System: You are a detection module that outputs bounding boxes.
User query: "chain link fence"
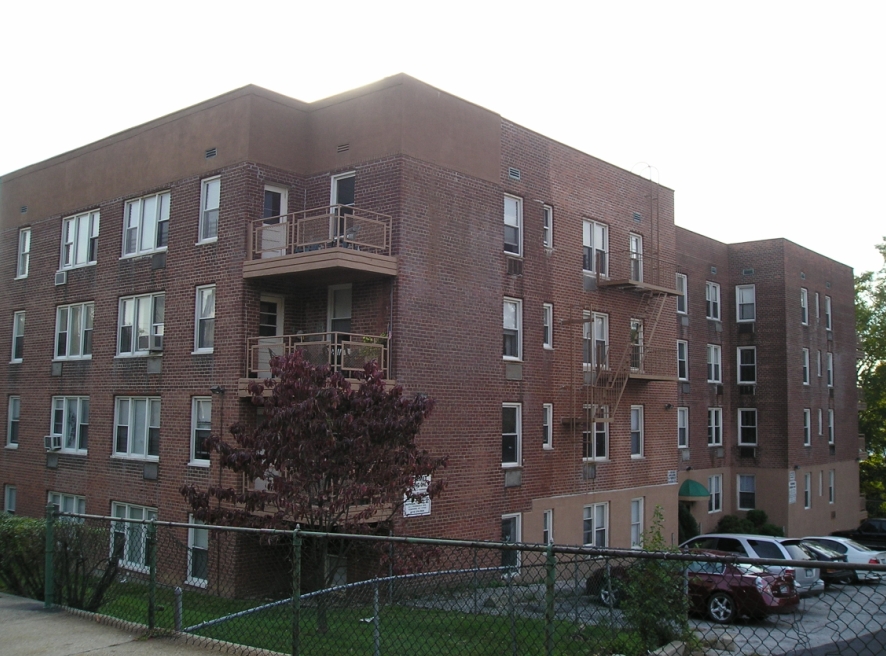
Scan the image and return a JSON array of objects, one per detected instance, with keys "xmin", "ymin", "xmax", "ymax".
[{"xmin": 36, "ymin": 510, "xmax": 886, "ymax": 656}]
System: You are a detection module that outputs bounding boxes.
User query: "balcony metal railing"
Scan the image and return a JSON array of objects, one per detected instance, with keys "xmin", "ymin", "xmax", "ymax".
[
  {"xmin": 584, "ymin": 248, "xmax": 679, "ymax": 291},
  {"xmin": 247, "ymin": 205, "xmax": 392, "ymax": 260},
  {"xmin": 245, "ymin": 331, "xmax": 388, "ymax": 379}
]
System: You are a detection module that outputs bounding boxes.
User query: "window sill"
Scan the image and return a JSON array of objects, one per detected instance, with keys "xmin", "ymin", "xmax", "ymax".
[
  {"xmin": 708, "ymin": 443, "xmax": 723, "ymax": 448},
  {"xmin": 13, "ymin": 275, "xmax": 28, "ymax": 281},
  {"xmin": 185, "ymin": 577, "xmax": 208, "ymax": 589},
  {"xmin": 542, "ymin": 445, "xmax": 553, "ymax": 451},
  {"xmin": 59, "ymin": 450, "xmax": 88, "ymax": 456},
  {"xmin": 543, "ymin": 345, "xmax": 553, "ymax": 351},
  {"xmin": 192, "ymin": 349, "xmax": 214, "ymax": 356},
  {"xmin": 111, "ymin": 454, "xmax": 159, "ymax": 463},
  {"xmin": 581, "ymin": 458, "xmax": 608, "ymax": 463},
  {"xmin": 115, "ymin": 353, "xmax": 152, "ymax": 359},
  {"xmin": 188, "ymin": 461, "xmax": 210, "ymax": 468},
  {"xmin": 61, "ymin": 262, "xmax": 97, "ymax": 272},
  {"xmin": 631, "ymin": 455, "xmax": 644, "ymax": 460},
  {"xmin": 5, "ymin": 444, "xmax": 18, "ymax": 450},
  {"xmin": 53, "ymin": 356, "xmax": 92, "ymax": 362},
  {"xmin": 502, "ymin": 357, "xmax": 522, "ymax": 363},
  {"xmin": 9, "ymin": 359, "xmax": 22, "ymax": 365},
  {"xmin": 501, "ymin": 463, "xmax": 522, "ymax": 469},
  {"xmin": 196, "ymin": 238, "xmax": 218, "ymax": 246},
  {"xmin": 119, "ymin": 249, "xmax": 167, "ymax": 261}
]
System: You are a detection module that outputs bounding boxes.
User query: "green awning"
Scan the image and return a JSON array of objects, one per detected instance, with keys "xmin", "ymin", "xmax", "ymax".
[{"xmin": 679, "ymin": 479, "xmax": 710, "ymax": 499}]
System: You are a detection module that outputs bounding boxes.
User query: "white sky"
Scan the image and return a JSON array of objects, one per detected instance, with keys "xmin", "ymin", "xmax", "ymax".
[{"xmin": 2, "ymin": 1, "xmax": 883, "ymax": 275}]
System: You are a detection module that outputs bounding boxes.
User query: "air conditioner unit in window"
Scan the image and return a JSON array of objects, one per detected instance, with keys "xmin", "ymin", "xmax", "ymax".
[
  {"xmin": 54, "ymin": 271, "xmax": 67, "ymax": 286},
  {"xmin": 44, "ymin": 434, "xmax": 62, "ymax": 451},
  {"xmin": 738, "ymin": 446, "xmax": 756, "ymax": 459},
  {"xmin": 148, "ymin": 336, "xmax": 164, "ymax": 353}
]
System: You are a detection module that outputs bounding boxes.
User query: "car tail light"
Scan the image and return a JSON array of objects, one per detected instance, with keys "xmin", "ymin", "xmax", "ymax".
[
  {"xmin": 783, "ymin": 568, "xmax": 795, "ymax": 581},
  {"xmin": 869, "ymin": 558, "xmax": 879, "ymax": 565}
]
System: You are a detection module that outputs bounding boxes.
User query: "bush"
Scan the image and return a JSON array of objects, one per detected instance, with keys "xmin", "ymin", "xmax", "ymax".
[
  {"xmin": 678, "ymin": 502, "xmax": 700, "ymax": 544},
  {"xmin": 714, "ymin": 510, "xmax": 783, "ymax": 537}
]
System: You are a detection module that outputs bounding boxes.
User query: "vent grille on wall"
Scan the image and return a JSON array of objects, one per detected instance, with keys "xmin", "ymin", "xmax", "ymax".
[
  {"xmin": 800, "ymin": 272, "xmax": 806, "ymax": 279},
  {"xmin": 743, "ymin": 268, "xmax": 755, "ymax": 276},
  {"xmin": 710, "ymin": 266, "xmax": 717, "ymax": 275},
  {"xmin": 20, "ymin": 206, "xmax": 27, "ymax": 214},
  {"xmin": 337, "ymin": 143, "xmax": 350, "ymax": 153},
  {"xmin": 205, "ymin": 147, "xmax": 217, "ymax": 159},
  {"xmin": 632, "ymin": 212, "xmax": 642, "ymax": 223},
  {"xmin": 54, "ymin": 271, "xmax": 67, "ymax": 286},
  {"xmin": 507, "ymin": 167, "xmax": 521, "ymax": 180}
]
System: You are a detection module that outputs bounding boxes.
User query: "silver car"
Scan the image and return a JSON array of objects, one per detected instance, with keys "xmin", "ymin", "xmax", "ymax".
[{"xmin": 803, "ymin": 536, "xmax": 886, "ymax": 582}]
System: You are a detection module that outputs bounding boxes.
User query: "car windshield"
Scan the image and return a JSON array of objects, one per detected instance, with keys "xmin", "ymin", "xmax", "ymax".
[
  {"xmin": 844, "ymin": 539, "xmax": 875, "ymax": 552},
  {"xmin": 784, "ymin": 545, "xmax": 810, "ymax": 560}
]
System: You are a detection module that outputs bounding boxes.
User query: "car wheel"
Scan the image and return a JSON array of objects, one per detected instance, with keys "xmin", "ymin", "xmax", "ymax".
[
  {"xmin": 600, "ymin": 586, "xmax": 620, "ymax": 608},
  {"xmin": 707, "ymin": 592, "xmax": 736, "ymax": 624}
]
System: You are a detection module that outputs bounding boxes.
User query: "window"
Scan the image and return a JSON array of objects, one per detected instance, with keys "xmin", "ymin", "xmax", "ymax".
[
  {"xmin": 677, "ymin": 407, "xmax": 689, "ymax": 448},
  {"xmin": 191, "ymin": 398, "xmax": 212, "ymax": 465},
  {"xmin": 829, "ymin": 470, "xmax": 835, "ymax": 504},
  {"xmin": 501, "ymin": 514, "xmax": 521, "ymax": 571},
  {"xmin": 195, "ymin": 285, "xmax": 216, "ymax": 353},
  {"xmin": 629, "ymin": 233, "xmax": 643, "ymax": 281},
  {"xmin": 818, "ymin": 409, "xmax": 823, "ymax": 436},
  {"xmin": 736, "ymin": 285, "xmax": 756, "ymax": 322},
  {"xmin": 824, "ymin": 296, "xmax": 832, "ymax": 330},
  {"xmin": 827, "ymin": 352, "xmax": 834, "ymax": 387},
  {"xmin": 111, "ymin": 502, "xmax": 158, "ymax": 571},
  {"xmin": 828, "ymin": 409, "xmax": 834, "ymax": 444},
  {"xmin": 630, "ymin": 498, "xmax": 644, "ymax": 548},
  {"xmin": 542, "ymin": 205, "xmax": 553, "ymax": 248},
  {"xmin": 738, "ymin": 475, "xmax": 756, "ymax": 510},
  {"xmin": 16, "ymin": 228, "xmax": 31, "ymax": 278},
  {"xmin": 502, "ymin": 404, "xmax": 521, "ymax": 466},
  {"xmin": 199, "ymin": 177, "xmax": 220, "ymax": 242},
  {"xmin": 115, "ymin": 397, "xmax": 160, "ymax": 459},
  {"xmin": 804, "ymin": 473, "xmax": 811, "ymax": 509},
  {"xmin": 542, "ymin": 509, "xmax": 553, "ymax": 545},
  {"xmin": 815, "ymin": 292, "xmax": 820, "ymax": 320},
  {"xmin": 675, "ymin": 273, "xmax": 687, "ymax": 314},
  {"xmin": 503, "ymin": 298, "xmax": 522, "ymax": 360},
  {"xmin": 582, "ymin": 220, "xmax": 608, "ymax": 275},
  {"xmin": 706, "ymin": 344, "xmax": 722, "ymax": 383},
  {"xmin": 583, "ymin": 406, "xmax": 608, "ymax": 460},
  {"xmin": 503, "ymin": 195, "xmax": 522, "ymax": 256},
  {"xmin": 817, "ymin": 350, "xmax": 822, "ymax": 377},
  {"xmin": 55, "ymin": 302, "xmax": 94, "ymax": 360},
  {"xmin": 583, "ymin": 312, "xmax": 608, "ymax": 370},
  {"xmin": 738, "ymin": 409, "xmax": 757, "ymax": 445},
  {"xmin": 705, "ymin": 282, "xmax": 720, "ymax": 320},
  {"xmin": 61, "ymin": 210, "xmax": 100, "ymax": 269},
  {"xmin": 630, "ymin": 406, "xmax": 644, "ymax": 457},
  {"xmin": 583, "ymin": 502, "xmax": 608, "ymax": 547},
  {"xmin": 123, "ymin": 191, "xmax": 170, "ymax": 256},
  {"xmin": 542, "ymin": 303, "xmax": 553, "ymax": 349},
  {"xmin": 802, "ymin": 349, "xmax": 810, "ymax": 384},
  {"xmin": 707, "ymin": 408, "xmax": 722, "ymax": 446},
  {"xmin": 737, "ymin": 347, "xmax": 756, "ymax": 384},
  {"xmin": 11, "ymin": 312, "xmax": 24, "ymax": 362},
  {"xmin": 118, "ymin": 293, "xmax": 165, "ymax": 355},
  {"xmin": 803, "ymin": 409, "xmax": 811, "ymax": 446},
  {"xmin": 708, "ymin": 475, "xmax": 722, "ymax": 513},
  {"xmin": 800, "ymin": 288, "xmax": 808, "ymax": 325},
  {"xmin": 51, "ymin": 397, "xmax": 89, "ymax": 453},
  {"xmin": 542, "ymin": 403, "xmax": 553, "ymax": 450},
  {"xmin": 48, "ymin": 492, "xmax": 85, "ymax": 516},
  {"xmin": 7, "ymin": 397, "xmax": 20, "ymax": 447},
  {"xmin": 4, "ymin": 485, "xmax": 15, "ymax": 514},
  {"xmin": 187, "ymin": 517, "xmax": 209, "ymax": 586},
  {"xmin": 677, "ymin": 340, "xmax": 688, "ymax": 380},
  {"xmin": 819, "ymin": 470, "xmax": 823, "ymax": 497}
]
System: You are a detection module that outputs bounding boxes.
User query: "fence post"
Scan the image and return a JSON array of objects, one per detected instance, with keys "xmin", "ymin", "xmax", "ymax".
[
  {"xmin": 147, "ymin": 521, "xmax": 157, "ymax": 630},
  {"xmin": 44, "ymin": 503, "xmax": 55, "ymax": 609},
  {"xmin": 545, "ymin": 543, "xmax": 556, "ymax": 656},
  {"xmin": 292, "ymin": 528, "xmax": 302, "ymax": 656},
  {"xmin": 508, "ymin": 555, "xmax": 517, "ymax": 656},
  {"xmin": 373, "ymin": 578, "xmax": 380, "ymax": 656},
  {"xmin": 174, "ymin": 587, "xmax": 183, "ymax": 632}
]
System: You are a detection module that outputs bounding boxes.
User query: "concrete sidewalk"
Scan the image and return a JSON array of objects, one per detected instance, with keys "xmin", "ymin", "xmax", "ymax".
[{"xmin": 0, "ymin": 593, "xmax": 220, "ymax": 655}]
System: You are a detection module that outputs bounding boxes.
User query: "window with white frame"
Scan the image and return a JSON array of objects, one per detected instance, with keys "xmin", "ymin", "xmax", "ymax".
[
  {"xmin": 51, "ymin": 396, "xmax": 89, "ymax": 453},
  {"xmin": 199, "ymin": 177, "xmax": 220, "ymax": 243},
  {"xmin": 55, "ymin": 302, "xmax": 94, "ymax": 360},
  {"xmin": 111, "ymin": 502, "xmax": 158, "ymax": 571},
  {"xmin": 582, "ymin": 220, "xmax": 608, "ymax": 276},
  {"xmin": 676, "ymin": 273, "xmax": 687, "ymax": 314},
  {"xmin": 583, "ymin": 503, "xmax": 608, "ymax": 547},
  {"xmin": 802, "ymin": 348, "xmax": 810, "ymax": 384},
  {"xmin": 818, "ymin": 408, "xmax": 823, "ymax": 436},
  {"xmin": 503, "ymin": 298, "xmax": 522, "ymax": 360},
  {"xmin": 629, "ymin": 233, "xmax": 643, "ymax": 281},
  {"xmin": 738, "ymin": 475, "xmax": 756, "ymax": 510},
  {"xmin": 630, "ymin": 498, "xmax": 644, "ymax": 548},
  {"xmin": 583, "ymin": 312, "xmax": 608, "ymax": 370},
  {"xmin": 542, "ymin": 509, "xmax": 553, "ymax": 545},
  {"xmin": 48, "ymin": 492, "xmax": 85, "ymax": 516},
  {"xmin": 736, "ymin": 285, "xmax": 756, "ymax": 322},
  {"xmin": 707, "ymin": 344, "xmax": 722, "ymax": 383},
  {"xmin": 817, "ymin": 350, "xmax": 822, "ymax": 377},
  {"xmin": 705, "ymin": 282, "xmax": 720, "ymax": 320},
  {"xmin": 16, "ymin": 228, "xmax": 31, "ymax": 279},
  {"xmin": 542, "ymin": 303, "xmax": 553, "ymax": 349},
  {"xmin": 826, "ymin": 352, "xmax": 834, "ymax": 387},
  {"xmin": 800, "ymin": 288, "xmax": 808, "ymax": 325},
  {"xmin": 114, "ymin": 397, "xmax": 160, "ymax": 459},
  {"xmin": 737, "ymin": 347, "xmax": 756, "ymax": 384},
  {"xmin": 824, "ymin": 296, "xmax": 832, "ymax": 330},
  {"xmin": 677, "ymin": 407, "xmax": 689, "ymax": 448},
  {"xmin": 123, "ymin": 191, "xmax": 170, "ymax": 256},
  {"xmin": 501, "ymin": 513, "xmax": 521, "ymax": 570},
  {"xmin": 708, "ymin": 475, "xmax": 722, "ymax": 513},
  {"xmin": 542, "ymin": 204, "xmax": 553, "ymax": 248},
  {"xmin": 11, "ymin": 311, "xmax": 24, "ymax": 362},
  {"xmin": 7, "ymin": 396, "xmax": 20, "ymax": 447},
  {"xmin": 195, "ymin": 285, "xmax": 216, "ymax": 353},
  {"xmin": 677, "ymin": 340, "xmax": 688, "ymax": 380},
  {"xmin": 828, "ymin": 409, "xmax": 834, "ymax": 444},
  {"xmin": 630, "ymin": 406, "xmax": 644, "ymax": 457},
  {"xmin": 829, "ymin": 470, "xmax": 835, "ymax": 504},
  {"xmin": 738, "ymin": 409, "xmax": 757, "ymax": 445},
  {"xmin": 4, "ymin": 485, "xmax": 15, "ymax": 514},
  {"xmin": 503, "ymin": 195, "xmax": 522, "ymax": 256},
  {"xmin": 542, "ymin": 403, "xmax": 553, "ymax": 450},
  {"xmin": 187, "ymin": 517, "xmax": 209, "ymax": 586},
  {"xmin": 803, "ymin": 409, "xmax": 811, "ymax": 446},
  {"xmin": 819, "ymin": 470, "xmax": 823, "ymax": 497},
  {"xmin": 804, "ymin": 473, "xmax": 811, "ymax": 509},
  {"xmin": 61, "ymin": 210, "xmax": 100, "ymax": 269},
  {"xmin": 583, "ymin": 406, "xmax": 608, "ymax": 460},
  {"xmin": 708, "ymin": 408, "xmax": 722, "ymax": 446},
  {"xmin": 191, "ymin": 397, "xmax": 212, "ymax": 464},
  {"xmin": 502, "ymin": 404, "xmax": 521, "ymax": 466},
  {"xmin": 815, "ymin": 292, "xmax": 820, "ymax": 320},
  {"xmin": 118, "ymin": 293, "xmax": 165, "ymax": 355}
]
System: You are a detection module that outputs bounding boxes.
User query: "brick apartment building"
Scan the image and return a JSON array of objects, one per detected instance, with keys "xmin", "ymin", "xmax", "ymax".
[{"xmin": 0, "ymin": 74, "xmax": 860, "ymax": 585}]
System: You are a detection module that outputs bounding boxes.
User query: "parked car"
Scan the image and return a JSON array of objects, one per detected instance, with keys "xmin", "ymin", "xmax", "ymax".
[
  {"xmin": 780, "ymin": 539, "xmax": 851, "ymax": 585},
  {"xmin": 830, "ymin": 519, "xmax": 886, "ymax": 550},
  {"xmin": 803, "ymin": 535, "xmax": 886, "ymax": 582},
  {"xmin": 586, "ymin": 550, "xmax": 799, "ymax": 624},
  {"xmin": 679, "ymin": 534, "xmax": 825, "ymax": 597}
]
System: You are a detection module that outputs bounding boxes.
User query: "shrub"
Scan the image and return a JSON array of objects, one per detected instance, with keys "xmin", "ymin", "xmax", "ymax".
[
  {"xmin": 678, "ymin": 502, "xmax": 700, "ymax": 543},
  {"xmin": 715, "ymin": 509, "xmax": 783, "ymax": 537}
]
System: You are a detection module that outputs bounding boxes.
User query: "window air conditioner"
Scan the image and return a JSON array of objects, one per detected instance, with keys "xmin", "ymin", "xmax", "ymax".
[
  {"xmin": 44, "ymin": 434, "xmax": 62, "ymax": 451},
  {"xmin": 55, "ymin": 271, "xmax": 67, "ymax": 286},
  {"xmin": 148, "ymin": 336, "xmax": 164, "ymax": 353}
]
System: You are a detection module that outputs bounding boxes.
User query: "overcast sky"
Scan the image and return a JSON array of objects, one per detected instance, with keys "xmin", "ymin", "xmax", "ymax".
[{"xmin": 2, "ymin": 1, "xmax": 883, "ymax": 275}]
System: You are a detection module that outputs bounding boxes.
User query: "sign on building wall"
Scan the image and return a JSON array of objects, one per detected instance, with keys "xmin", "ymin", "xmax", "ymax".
[
  {"xmin": 667, "ymin": 470, "xmax": 678, "ymax": 485},
  {"xmin": 403, "ymin": 475, "xmax": 431, "ymax": 517},
  {"xmin": 788, "ymin": 471, "xmax": 797, "ymax": 504}
]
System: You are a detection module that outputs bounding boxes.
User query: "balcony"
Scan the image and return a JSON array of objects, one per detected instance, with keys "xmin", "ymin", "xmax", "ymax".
[
  {"xmin": 239, "ymin": 331, "xmax": 388, "ymax": 397},
  {"xmin": 587, "ymin": 249, "xmax": 680, "ymax": 295},
  {"xmin": 243, "ymin": 205, "xmax": 397, "ymax": 281}
]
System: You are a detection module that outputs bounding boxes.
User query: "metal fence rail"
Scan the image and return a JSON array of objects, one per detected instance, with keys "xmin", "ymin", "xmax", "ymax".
[{"xmin": 40, "ymin": 511, "xmax": 886, "ymax": 656}]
